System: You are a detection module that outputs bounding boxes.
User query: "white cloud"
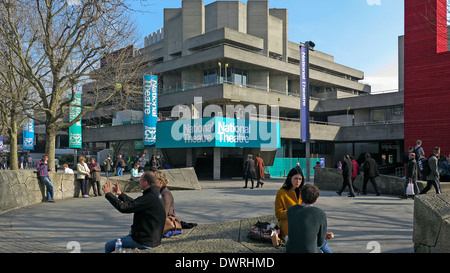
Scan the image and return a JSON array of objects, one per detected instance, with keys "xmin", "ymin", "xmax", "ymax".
[
  {"xmin": 363, "ymin": 60, "xmax": 399, "ymax": 93},
  {"xmin": 366, "ymin": 0, "xmax": 381, "ymax": 6}
]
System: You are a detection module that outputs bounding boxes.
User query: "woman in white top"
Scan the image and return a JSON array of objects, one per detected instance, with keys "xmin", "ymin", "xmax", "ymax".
[
  {"xmin": 130, "ymin": 163, "xmax": 141, "ymax": 182},
  {"xmin": 77, "ymin": 156, "xmax": 91, "ymax": 198}
]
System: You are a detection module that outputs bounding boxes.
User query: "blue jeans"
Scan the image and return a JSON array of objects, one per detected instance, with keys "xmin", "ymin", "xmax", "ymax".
[
  {"xmin": 116, "ymin": 167, "xmax": 123, "ymax": 176},
  {"xmin": 40, "ymin": 177, "xmax": 54, "ymax": 201},
  {"xmin": 320, "ymin": 241, "xmax": 332, "ymax": 253},
  {"xmin": 105, "ymin": 235, "xmax": 151, "ymax": 253}
]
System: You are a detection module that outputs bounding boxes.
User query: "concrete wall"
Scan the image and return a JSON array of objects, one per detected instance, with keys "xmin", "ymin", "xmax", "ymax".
[
  {"xmin": 414, "ymin": 194, "xmax": 450, "ymax": 253},
  {"xmin": 0, "ymin": 168, "xmax": 200, "ymax": 213},
  {"xmin": 313, "ymin": 167, "xmax": 450, "ymax": 196}
]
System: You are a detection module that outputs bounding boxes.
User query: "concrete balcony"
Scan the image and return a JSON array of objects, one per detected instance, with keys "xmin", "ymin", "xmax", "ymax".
[{"xmin": 279, "ymin": 119, "xmax": 404, "ymax": 142}]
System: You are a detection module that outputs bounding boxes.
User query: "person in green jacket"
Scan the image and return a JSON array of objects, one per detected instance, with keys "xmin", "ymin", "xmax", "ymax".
[{"xmin": 286, "ymin": 184, "xmax": 332, "ymax": 253}]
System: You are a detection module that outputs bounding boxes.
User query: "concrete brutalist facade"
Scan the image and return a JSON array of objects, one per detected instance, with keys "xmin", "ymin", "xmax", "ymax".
[{"xmin": 83, "ymin": 0, "xmax": 405, "ymax": 178}]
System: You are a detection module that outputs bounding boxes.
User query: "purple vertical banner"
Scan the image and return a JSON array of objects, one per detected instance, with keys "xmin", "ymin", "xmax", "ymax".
[{"xmin": 300, "ymin": 44, "xmax": 310, "ymax": 142}]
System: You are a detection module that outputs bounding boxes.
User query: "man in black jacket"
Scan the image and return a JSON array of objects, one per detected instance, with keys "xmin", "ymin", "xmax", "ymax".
[
  {"xmin": 362, "ymin": 153, "xmax": 381, "ymax": 196},
  {"xmin": 336, "ymin": 155, "xmax": 355, "ymax": 197},
  {"xmin": 103, "ymin": 171, "xmax": 166, "ymax": 253}
]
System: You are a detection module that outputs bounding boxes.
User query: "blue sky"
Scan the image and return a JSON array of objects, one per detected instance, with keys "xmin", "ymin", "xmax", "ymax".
[{"xmin": 130, "ymin": 0, "xmax": 404, "ymax": 93}]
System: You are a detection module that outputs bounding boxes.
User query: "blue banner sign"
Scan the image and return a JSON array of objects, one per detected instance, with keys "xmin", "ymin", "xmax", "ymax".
[
  {"xmin": 0, "ymin": 136, "xmax": 3, "ymax": 152},
  {"xmin": 23, "ymin": 118, "xmax": 35, "ymax": 150},
  {"xmin": 300, "ymin": 44, "xmax": 310, "ymax": 143},
  {"xmin": 156, "ymin": 117, "xmax": 280, "ymax": 149},
  {"xmin": 143, "ymin": 75, "xmax": 158, "ymax": 146}
]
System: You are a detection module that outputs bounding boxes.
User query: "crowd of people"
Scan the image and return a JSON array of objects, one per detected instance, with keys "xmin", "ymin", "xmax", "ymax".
[
  {"xmin": 402, "ymin": 140, "xmax": 444, "ymax": 197},
  {"xmin": 32, "ymin": 142, "xmax": 446, "ymax": 254}
]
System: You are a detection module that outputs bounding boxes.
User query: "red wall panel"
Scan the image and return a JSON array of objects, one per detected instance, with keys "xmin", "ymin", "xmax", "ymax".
[{"xmin": 404, "ymin": 0, "xmax": 450, "ymax": 156}]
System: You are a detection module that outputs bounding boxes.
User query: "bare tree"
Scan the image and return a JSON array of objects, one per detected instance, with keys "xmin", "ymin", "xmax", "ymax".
[
  {"xmin": 0, "ymin": 4, "xmax": 38, "ymax": 170},
  {"xmin": 0, "ymin": 0, "xmax": 144, "ymax": 168}
]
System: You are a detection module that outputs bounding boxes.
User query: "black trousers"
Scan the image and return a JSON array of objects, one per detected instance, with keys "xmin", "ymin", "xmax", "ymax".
[
  {"xmin": 79, "ymin": 178, "xmax": 89, "ymax": 196},
  {"xmin": 363, "ymin": 176, "xmax": 381, "ymax": 194},
  {"xmin": 338, "ymin": 176, "xmax": 355, "ymax": 196},
  {"xmin": 91, "ymin": 180, "xmax": 101, "ymax": 195},
  {"xmin": 420, "ymin": 179, "xmax": 441, "ymax": 194}
]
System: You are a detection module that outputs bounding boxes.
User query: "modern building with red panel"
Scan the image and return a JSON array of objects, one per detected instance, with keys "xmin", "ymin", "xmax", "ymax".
[{"xmin": 404, "ymin": 0, "xmax": 450, "ymax": 155}]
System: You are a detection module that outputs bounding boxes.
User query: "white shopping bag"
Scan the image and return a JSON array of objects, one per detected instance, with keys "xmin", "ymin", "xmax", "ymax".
[{"xmin": 406, "ymin": 179, "xmax": 415, "ymax": 196}]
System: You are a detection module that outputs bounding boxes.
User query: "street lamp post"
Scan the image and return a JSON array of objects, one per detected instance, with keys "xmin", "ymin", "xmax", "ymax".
[{"xmin": 300, "ymin": 41, "xmax": 315, "ymax": 182}]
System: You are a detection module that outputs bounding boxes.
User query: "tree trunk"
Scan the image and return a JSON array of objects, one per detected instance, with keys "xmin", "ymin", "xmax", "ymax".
[
  {"xmin": 9, "ymin": 122, "xmax": 18, "ymax": 171},
  {"xmin": 45, "ymin": 123, "xmax": 57, "ymax": 172}
]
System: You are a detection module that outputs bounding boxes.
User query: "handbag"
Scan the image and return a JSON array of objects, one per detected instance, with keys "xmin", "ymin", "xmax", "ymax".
[
  {"xmin": 247, "ymin": 221, "xmax": 280, "ymax": 244},
  {"xmin": 406, "ymin": 179, "xmax": 415, "ymax": 196},
  {"xmin": 163, "ymin": 216, "xmax": 182, "ymax": 238}
]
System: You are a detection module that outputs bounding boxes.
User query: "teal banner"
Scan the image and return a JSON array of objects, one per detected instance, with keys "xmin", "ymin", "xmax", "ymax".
[
  {"xmin": 23, "ymin": 118, "xmax": 34, "ymax": 150},
  {"xmin": 69, "ymin": 94, "xmax": 82, "ymax": 148},
  {"xmin": 143, "ymin": 75, "xmax": 158, "ymax": 146},
  {"xmin": 156, "ymin": 117, "xmax": 280, "ymax": 149}
]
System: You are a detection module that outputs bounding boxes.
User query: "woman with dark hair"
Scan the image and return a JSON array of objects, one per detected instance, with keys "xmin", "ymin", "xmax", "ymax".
[{"xmin": 274, "ymin": 166, "xmax": 304, "ymax": 240}]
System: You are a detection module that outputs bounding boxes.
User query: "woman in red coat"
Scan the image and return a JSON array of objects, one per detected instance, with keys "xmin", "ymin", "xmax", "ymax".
[{"xmin": 255, "ymin": 153, "xmax": 265, "ymax": 188}]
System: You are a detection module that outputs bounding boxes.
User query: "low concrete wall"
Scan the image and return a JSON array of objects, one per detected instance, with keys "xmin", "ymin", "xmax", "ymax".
[
  {"xmin": 0, "ymin": 168, "xmax": 200, "ymax": 213},
  {"xmin": 413, "ymin": 194, "xmax": 450, "ymax": 253},
  {"xmin": 314, "ymin": 167, "xmax": 450, "ymax": 196}
]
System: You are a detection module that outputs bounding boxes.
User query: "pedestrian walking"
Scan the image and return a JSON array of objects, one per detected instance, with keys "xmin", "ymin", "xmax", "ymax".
[
  {"xmin": 150, "ymin": 155, "xmax": 160, "ymax": 171},
  {"xmin": 103, "ymin": 154, "xmax": 114, "ymax": 177},
  {"xmin": 88, "ymin": 158, "xmax": 102, "ymax": 197},
  {"xmin": 77, "ymin": 156, "xmax": 91, "ymax": 198},
  {"xmin": 336, "ymin": 155, "xmax": 356, "ymax": 197},
  {"xmin": 255, "ymin": 153, "xmax": 265, "ymax": 188},
  {"xmin": 401, "ymin": 152, "xmax": 420, "ymax": 199},
  {"xmin": 350, "ymin": 156, "xmax": 361, "ymax": 194},
  {"xmin": 243, "ymin": 154, "xmax": 256, "ymax": 189},
  {"xmin": 36, "ymin": 154, "xmax": 55, "ymax": 202},
  {"xmin": 115, "ymin": 154, "xmax": 125, "ymax": 176},
  {"xmin": 420, "ymin": 147, "xmax": 442, "ymax": 195},
  {"xmin": 137, "ymin": 153, "xmax": 147, "ymax": 172},
  {"xmin": 27, "ymin": 155, "xmax": 33, "ymax": 169},
  {"xmin": 362, "ymin": 153, "xmax": 381, "ymax": 196}
]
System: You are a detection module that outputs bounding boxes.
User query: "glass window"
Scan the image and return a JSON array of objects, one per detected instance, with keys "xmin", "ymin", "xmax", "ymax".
[
  {"xmin": 373, "ymin": 109, "xmax": 386, "ymax": 122},
  {"xmin": 203, "ymin": 69, "xmax": 217, "ymax": 85}
]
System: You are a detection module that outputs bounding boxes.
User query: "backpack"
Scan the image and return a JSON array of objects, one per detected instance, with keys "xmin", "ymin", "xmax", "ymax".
[
  {"xmin": 420, "ymin": 156, "xmax": 431, "ymax": 177},
  {"xmin": 120, "ymin": 159, "xmax": 126, "ymax": 167}
]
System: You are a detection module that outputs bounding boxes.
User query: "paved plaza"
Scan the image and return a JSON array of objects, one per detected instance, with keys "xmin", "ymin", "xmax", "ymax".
[{"xmin": 0, "ymin": 178, "xmax": 414, "ymax": 253}]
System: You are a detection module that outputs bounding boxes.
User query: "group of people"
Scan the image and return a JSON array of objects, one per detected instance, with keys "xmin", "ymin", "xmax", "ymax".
[
  {"xmin": 337, "ymin": 153, "xmax": 381, "ymax": 197},
  {"xmin": 243, "ymin": 153, "xmax": 265, "ymax": 189},
  {"xmin": 402, "ymin": 140, "xmax": 443, "ymax": 198},
  {"xmin": 102, "ymin": 154, "xmax": 163, "ymax": 178}
]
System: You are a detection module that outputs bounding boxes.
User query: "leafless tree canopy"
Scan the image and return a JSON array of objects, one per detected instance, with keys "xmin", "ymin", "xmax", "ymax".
[{"xmin": 0, "ymin": 0, "xmax": 145, "ymax": 167}]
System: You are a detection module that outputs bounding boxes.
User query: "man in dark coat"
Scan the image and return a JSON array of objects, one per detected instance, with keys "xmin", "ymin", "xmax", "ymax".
[
  {"xmin": 362, "ymin": 153, "xmax": 381, "ymax": 196},
  {"xmin": 243, "ymin": 154, "xmax": 256, "ymax": 189},
  {"xmin": 337, "ymin": 155, "xmax": 355, "ymax": 197},
  {"xmin": 420, "ymin": 147, "xmax": 442, "ymax": 195}
]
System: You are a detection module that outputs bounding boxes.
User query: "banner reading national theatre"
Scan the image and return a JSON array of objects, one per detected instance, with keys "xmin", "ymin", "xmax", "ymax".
[{"xmin": 143, "ymin": 75, "xmax": 158, "ymax": 146}]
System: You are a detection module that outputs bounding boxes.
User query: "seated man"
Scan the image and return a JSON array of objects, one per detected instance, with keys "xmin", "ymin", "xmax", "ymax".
[
  {"xmin": 286, "ymin": 184, "xmax": 331, "ymax": 253},
  {"xmin": 103, "ymin": 171, "xmax": 166, "ymax": 253}
]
